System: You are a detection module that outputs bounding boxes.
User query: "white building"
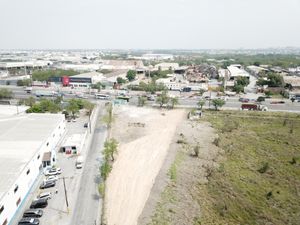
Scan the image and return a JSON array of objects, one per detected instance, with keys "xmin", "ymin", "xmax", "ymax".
[{"xmin": 0, "ymin": 113, "xmax": 65, "ymax": 225}]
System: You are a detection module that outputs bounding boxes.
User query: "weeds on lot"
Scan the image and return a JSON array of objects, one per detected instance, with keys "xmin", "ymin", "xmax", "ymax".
[
  {"xmin": 168, "ymin": 151, "xmax": 184, "ymax": 182},
  {"xmin": 201, "ymin": 111, "xmax": 300, "ymax": 225}
]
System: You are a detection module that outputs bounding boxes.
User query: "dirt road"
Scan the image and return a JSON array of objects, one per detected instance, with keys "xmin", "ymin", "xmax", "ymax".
[{"xmin": 105, "ymin": 106, "xmax": 185, "ymax": 225}]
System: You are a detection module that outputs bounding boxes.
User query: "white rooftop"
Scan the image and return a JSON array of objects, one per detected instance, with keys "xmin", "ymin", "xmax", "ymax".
[{"xmin": 0, "ymin": 113, "xmax": 64, "ymax": 201}]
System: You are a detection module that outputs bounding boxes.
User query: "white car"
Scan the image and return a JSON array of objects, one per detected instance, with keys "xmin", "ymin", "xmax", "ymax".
[
  {"xmin": 49, "ymin": 167, "xmax": 61, "ymax": 175},
  {"xmin": 44, "ymin": 170, "xmax": 58, "ymax": 176},
  {"xmin": 37, "ymin": 192, "xmax": 52, "ymax": 200},
  {"xmin": 44, "ymin": 175, "xmax": 58, "ymax": 183}
]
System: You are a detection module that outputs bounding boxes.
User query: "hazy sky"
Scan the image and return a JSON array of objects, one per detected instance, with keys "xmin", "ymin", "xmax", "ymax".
[{"xmin": 0, "ymin": 0, "xmax": 300, "ymax": 49}]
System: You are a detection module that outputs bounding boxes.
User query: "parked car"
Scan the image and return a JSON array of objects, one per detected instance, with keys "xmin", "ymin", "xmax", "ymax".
[
  {"xmin": 44, "ymin": 175, "xmax": 58, "ymax": 183},
  {"xmin": 44, "ymin": 170, "xmax": 57, "ymax": 176},
  {"xmin": 30, "ymin": 199, "xmax": 48, "ymax": 209},
  {"xmin": 48, "ymin": 167, "xmax": 61, "ymax": 175},
  {"xmin": 84, "ymin": 123, "xmax": 88, "ymax": 128},
  {"xmin": 39, "ymin": 181, "xmax": 55, "ymax": 189},
  {"xmin": 23, "ymin": 209, "xmax": 43, "ymax": 218},
  {"xmin": 36, "ymin": 192, "xmax": 52, "ymax": 200},
  {"xmin": 18, "ymin": 218, "xmax": 40, "ymax": 225},
  {"xmin": 256, "ymin": 96, "xmax": 265, "ymax": 102}
]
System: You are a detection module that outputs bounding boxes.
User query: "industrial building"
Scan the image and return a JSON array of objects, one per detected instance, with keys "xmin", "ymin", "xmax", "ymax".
[{"xmin": 0, "ymin": 112, "xmax": 65, "ymax": 225}]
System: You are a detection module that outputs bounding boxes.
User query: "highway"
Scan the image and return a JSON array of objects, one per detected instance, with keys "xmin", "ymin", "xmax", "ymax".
[{"xmin": 3, "ymin": 85, "xmax": 300, "ymax": 113}]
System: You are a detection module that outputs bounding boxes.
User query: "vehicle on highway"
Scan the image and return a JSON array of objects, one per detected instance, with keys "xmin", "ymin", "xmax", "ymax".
[
  {"xmin": 30, "ymin": 199, "xmax": 48, "ymax": 209},
  {"xmin": 35, "ymin": 90, "xmax": 58, "ymax": 98},
  {"xmin": 18, "ymin": 218, "xmax": 40, "ymax": 225},
  {"xmin": 239, "ymin": 97, "xmax": 250, "ymax": 103},
  {"xmin": 23, "ymin": 209, "xmax": 43, "ymax": 218},
  {"xmin": 240, "ymin": 103, "xmax": 268, "ymax": 111},
  {"xmin": 44, "ymin": 175, "xmax": 58, "ymax": 183},
  {"xmin": 39, "ymin": 181, "xmax": 55, "ymax": 189},
  {"xmin": 95, "ymin": 93, "xmax": 110, "ymax": 100},
  {"xmin": 270, "ymin": 101, "xmax": 285, "ymax": 104},
  {"xmin": 37, "ymin": 192, "xmax": 52, "ymax": 200},
  {"xmin": 256, "ymin": 96, "xmax": 265, "ymax": 102},
  {"xmin": 24, "ymin": 87, "xmax": 33, "ymax": 94},
  {"xmin": 76, "ymin": 156, "xmax": 84, "ymax": 169}
]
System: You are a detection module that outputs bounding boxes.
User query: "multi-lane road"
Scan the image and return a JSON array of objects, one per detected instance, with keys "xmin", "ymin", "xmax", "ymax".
[{"xmin": 3, "ymin": 85, "xmax": 300, "ymax": 113}]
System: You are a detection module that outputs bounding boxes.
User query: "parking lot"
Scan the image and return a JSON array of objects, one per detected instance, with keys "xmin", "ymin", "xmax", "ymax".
[{"xmin": 12, "ymin": 111, "xmax": 92, "ymax": 225}]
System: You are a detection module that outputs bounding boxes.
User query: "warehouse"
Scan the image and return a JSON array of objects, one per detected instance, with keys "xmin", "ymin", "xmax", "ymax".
[{"xmin": 0, "ymin": 113, "xmax": 65, "ymax": 225}]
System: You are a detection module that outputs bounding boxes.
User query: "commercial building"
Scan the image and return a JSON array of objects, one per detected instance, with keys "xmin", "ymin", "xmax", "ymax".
[{"xmin": 0, "ymin": 113, "xmax": 65, "ymax": 225}]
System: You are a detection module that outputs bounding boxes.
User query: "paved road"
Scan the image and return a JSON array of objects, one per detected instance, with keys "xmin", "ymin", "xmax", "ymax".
[{"xmin": 71, "ymin": 102, "xmax": 107, "ymax": 225}]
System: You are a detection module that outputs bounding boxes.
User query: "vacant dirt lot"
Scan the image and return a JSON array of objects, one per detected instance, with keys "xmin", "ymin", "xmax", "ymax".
[{"xmin": 105, "ymin": 105, "xmax": 185, "ymax": 225}]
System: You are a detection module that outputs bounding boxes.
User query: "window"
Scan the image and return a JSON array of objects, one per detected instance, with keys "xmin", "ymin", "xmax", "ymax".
[
  {"xmin": 46, "ymin": 142, "xmax": 49, "ymax": 146},
  {"xmin": 14, "ymin": 185, "xmax": 18, "ymax": 193},
  {"xmin": 37, "ymin": 154, "xmax": 40, "ymax": 160},
  {"xmin": 16, "ymin": 198, "xmax": 21, "ymax": 206},
  {"xmin": 26, "ymin": 169, "xmax": 30, "ymax": 175},
  {"xmin": 2, "ymin": 219, "xmax": 7, "ymax": 225},
  {"xmin": 0, "ymin": 205, "xmax": 4, "ymax": 214}
]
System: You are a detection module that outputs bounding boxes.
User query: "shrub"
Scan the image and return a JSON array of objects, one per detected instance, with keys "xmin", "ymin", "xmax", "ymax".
[{"xmin": 258, "ymin": 162, "xmax": 269, "ymax": 173}]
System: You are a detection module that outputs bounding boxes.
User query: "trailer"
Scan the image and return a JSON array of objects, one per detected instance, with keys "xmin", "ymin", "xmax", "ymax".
[
  {"xmin": 241, "ymin": 103, "xmax": 268, "ymax": 111},
  {"xmin": 35, "ymin": 90, "xmax": 58, "ymax": 97}
]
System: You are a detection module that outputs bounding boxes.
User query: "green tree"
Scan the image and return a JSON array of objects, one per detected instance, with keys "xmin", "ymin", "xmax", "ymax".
[
  {"xmin": 236, "ymin": 77, "xmax": 250, "ymax": 86},
  {"xmin": 197, "ymin": 99, "xmax": 206, "ymax": 110},
  {"xmin": 25, "ymin": 96, "xmax": 36, "ymax": 107},
  {"xmin": 102, "ymin": 103, "xmax": 114, "ymax": 138},
  {"xmin": 0, "ymin": 88, "xmax": 13, "ymax": 99},
  {"xmin": 233, "ymin": 84, "xmax": 244, "ymax": 93},
  {"xmin": 156, "ymin": 91, "xmax": 169, "ymax": 108},
  {"xmin": 170, "ymin": 97, "xmax": 179, "ymax": 109},
  {"xmin": 104, "ymin": 138, "xmax": 118, "ymax": 161},
  {"xmin": 66, "ymin": 99, "xmax": 80, "ymax": 118},
  {"xmin": 100, "ymin": 161, "xmax": 112, "ymax": 181},
  {"xmin": 212, "ymin": 99, "xmax": 226, "ymax": 110},
  {"xmin": 17, "ymin": 79, "xmax": 32, "ymax": 87},
  {"xmin": 91, "ymin": 82, "xmax": 105, "ymax": 92},
  {"xmin": 138, "ymin": 96, "xmax": 147, "ymax": 107},
  {"xmin": 267, "ymin": 73, "xmax": 284, "ymax": 87},
  {"xmin": 117, "ymin": 77, "xmax": 126, "ymax": 84},
  {"xmin": 126, "ymin": 70, "xmax": 137, "ymax": 81}
]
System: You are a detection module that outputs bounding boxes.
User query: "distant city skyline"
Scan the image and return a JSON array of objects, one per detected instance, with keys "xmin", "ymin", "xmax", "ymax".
[{"xmin": 0, "ymin": 0, "xmax": 299, "ymax": 49}]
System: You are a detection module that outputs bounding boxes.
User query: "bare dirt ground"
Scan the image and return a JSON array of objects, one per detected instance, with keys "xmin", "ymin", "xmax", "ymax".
[
  {"xmin": 105, "ymin": 105, "xmax": 186, "ymax": 225},
  {"xmin": 139, "ymin": 118, "xmax": 223, "ymax": 225}
]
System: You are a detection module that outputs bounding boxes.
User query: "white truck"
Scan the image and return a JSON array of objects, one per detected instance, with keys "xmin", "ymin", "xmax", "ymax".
[
  {"xmin": 35, "ymin": 90, "xmax": 58, "ymax": 97},
  {"xmin": 76, "ymin": 156, "xmax": 84, "ymax": 169}
]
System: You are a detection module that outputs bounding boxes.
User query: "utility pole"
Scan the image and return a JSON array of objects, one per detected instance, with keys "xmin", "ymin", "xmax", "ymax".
[
  {"xmin": 63, "ymin": 177, "xmax": 69, "ymax": 213},
  {"xmin": 89, "ymin": 109, "xmax": 92, "ymax": 134}
]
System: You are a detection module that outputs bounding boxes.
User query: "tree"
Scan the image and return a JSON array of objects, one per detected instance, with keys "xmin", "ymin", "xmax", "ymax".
[
  {"xmin": 170, "ymin": 97, "xmax": 179, "ymax": 109},
  {"xmin": 236, "ymin": 77, "xmax": 249, "ymax": 86},
  {"xmin": 197, "ymin": 99, "xmax": 206, "ymax": 110},
  {"xmin": 126, "ymin": 70, "xmax": 136, "ymax": 81},
  {"xmin": 17, "ymin": 79, "xmax": 31, "ymax": 87},
  {"xmin": 25, "ymin": 96, "xmax": 36, "ymax": 107},
  {"xmin": 117, "ymin": 77, "xmax": 126, "ymax": 84},
  {"xmin": 156, "ymin": 91, "xmax": 169, "ymax": 108},
  {"xmin": 212, "ymin": 99, "xmax": 225, "ymax": 110},
  {"xmin": 0, "ymin": 88, "xmax": 13, "ymax": 99},
  {"xmin": 100, "ymin": 161, "xmax": 112, "ymax": 181},
  {"xmin": 66, "ymin": 99, "xmax": 80, "ymax": 118},
  {"xmin": 233, "ymin": 84, "xmax": 244, "ymax": 93},
  {"xmin": 138, "ymin": 96, "xmax": 147, "ymax": 107},
  {"xmin": 91, "ymin": 82, "xmax": 105, "ymax": 91},
  {"xmin": 104, "ymin": 138, "xmax": 118, "ymax": 161},
  {"xmin": 267, "ymin": 73, "xmax": 284, "ymax": 87},
  {"xmin": 102, "ymin": 103, "xmax": 114, "ymax": 138}
]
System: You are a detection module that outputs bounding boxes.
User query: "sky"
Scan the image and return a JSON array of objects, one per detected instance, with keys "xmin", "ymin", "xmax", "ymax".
[{"xmin": 0, "ymin": 0, "xmax": 300, "ymax": 49}]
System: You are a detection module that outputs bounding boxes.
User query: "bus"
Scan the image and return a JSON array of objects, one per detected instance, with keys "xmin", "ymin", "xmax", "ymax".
[{"xmin": 95, "ymin": 93, "xmax": 110, "ymax": 100}]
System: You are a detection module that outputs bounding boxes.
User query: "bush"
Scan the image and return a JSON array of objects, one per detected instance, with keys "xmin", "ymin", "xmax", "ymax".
[{"xmin": 258, "ymin": 162, "xmax": 269, "ymax": 173}]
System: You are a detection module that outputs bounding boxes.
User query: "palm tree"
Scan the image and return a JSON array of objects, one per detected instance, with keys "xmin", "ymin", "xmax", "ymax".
[
  {"xmin": 104, "ymin": 138, "xmax": 118, "ymax": 161},
  {"xmin": 170, "ymin": 97, "xmax": 179, "ymax": 109},
  {"xmin": 197, "ymin": 99, "xmax": 206, "ymax": 110}
]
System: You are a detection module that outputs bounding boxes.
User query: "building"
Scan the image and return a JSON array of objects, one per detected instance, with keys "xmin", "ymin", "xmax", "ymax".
[
  {"xmin": 222, "ymin": 65, "xmax": 250, "ymax": 87},
  {"xmin": 283, "ymin": 75, "xmax": 300, "ymax": 89},
  {"xmin": 0, "ymin": 113, "xmax": 65, "ymax": 225},
  {"xmin": 154, "ymin": 63, "xmax": 179, "ymax": 71},
  {"xmin": 100, "ymin": 60, "xmax": 143, "ymax": 70}
]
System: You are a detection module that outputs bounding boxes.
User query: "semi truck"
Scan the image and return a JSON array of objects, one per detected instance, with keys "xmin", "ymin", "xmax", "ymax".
[
  {"xmin": 35, "ymin": 90, "xmax": 58, "ymax": 97},
  {"xmin": 241, "ymin": 103, "xmax": 268, "ymax": 111}
]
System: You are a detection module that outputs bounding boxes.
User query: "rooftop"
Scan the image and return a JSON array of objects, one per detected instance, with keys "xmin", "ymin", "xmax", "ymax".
[{"xmin": 0, "ymin": 113, "xmax": 64, "ymax": 201}]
